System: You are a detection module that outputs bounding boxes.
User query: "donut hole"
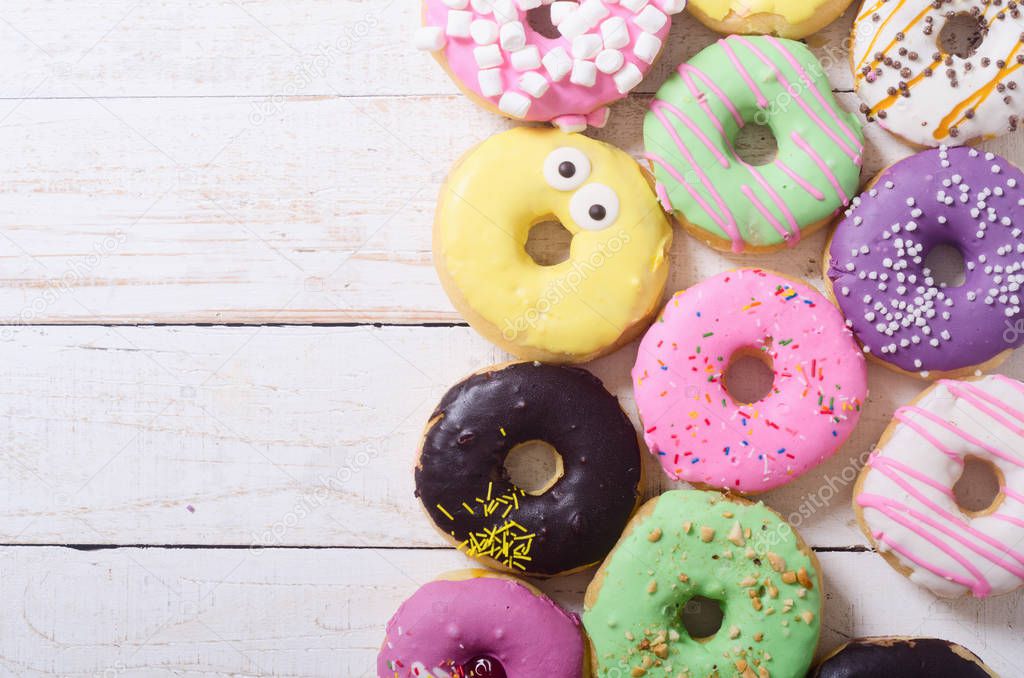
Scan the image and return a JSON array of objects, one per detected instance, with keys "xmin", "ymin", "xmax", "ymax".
[
  {"xmin": 504, "ymin": 440, "xmax": 565, "ymax": 495},
  {"xmin": 678, "ymin": 596, "xmax": 725, "ymax": 641},
  {"xmin": 939, "ymin": 12, "xmax": 987, "ymax": 59},
  {"xmin": 462, "ymin": 655, "xmax": 506, "ymax": 678},
  {"xmin": 527, "ymin": 2, "xmax": 575, "ymax": 39},
  {"xmin": 723, "ymin": 349, "xmax": 775, "ymax": 405},
  {"xmin": 733, "ymin": 122, "xmax": 778, "ymax": 167},
  {"xmin": 525, "ymin": 219, "xmax": 573, "ymax": 267},
  {"xmin": 923, "ymin": 243, "xmax": 966, "ymax": 288},
  {"xmin": 953, "ymin": 455, "xmax": 1004, "ymax": 516}
]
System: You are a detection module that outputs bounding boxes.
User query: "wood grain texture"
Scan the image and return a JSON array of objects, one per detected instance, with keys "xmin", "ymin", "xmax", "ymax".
[
  {"xmin": 0, "ymin": 6, "xmax": 1018, "ymax": 323},
  {"xmin": 0, "ymin": 325, "xmax": 1021, "ymax": 549},
  {"xmin": 0, "ymin": 1, "xmax": 850, "ymax": 99},
  {"xmin": 0, "ymin": 0, "xmax": 1022, "ymax": 673},
  {"xmin": 0, "ymin": 546, "xmax": 1018, "ymax": 677}
]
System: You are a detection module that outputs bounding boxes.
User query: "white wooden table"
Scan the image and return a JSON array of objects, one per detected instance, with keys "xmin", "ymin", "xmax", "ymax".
[{"xmin": 0, "ymin": 2, "xmax": 1021, "ymax": 676}]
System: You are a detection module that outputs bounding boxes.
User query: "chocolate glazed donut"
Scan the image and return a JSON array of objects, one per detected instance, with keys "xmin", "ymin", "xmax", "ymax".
[
  {"xmin": 415, "ymin": 362, "xmax": 642, "ymax": 577},
  {"xmin": 813, "ymin": 637, "xmax": 998, "ymax": 678}
]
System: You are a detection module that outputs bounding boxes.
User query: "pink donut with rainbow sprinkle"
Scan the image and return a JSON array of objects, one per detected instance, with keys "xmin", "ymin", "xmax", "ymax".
[
  {"xmin": 632, "ymin": 268, "xmax": 868, "ymax": 494},
  {"xmin": 415, "ymin": 0, "xmax": 685, "ymax": 131}
]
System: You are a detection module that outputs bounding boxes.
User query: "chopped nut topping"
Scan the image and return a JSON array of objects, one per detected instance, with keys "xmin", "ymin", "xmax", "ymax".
[{"xmin": 727, "ymin": 521, "xmax": 746, "ymax": 546}]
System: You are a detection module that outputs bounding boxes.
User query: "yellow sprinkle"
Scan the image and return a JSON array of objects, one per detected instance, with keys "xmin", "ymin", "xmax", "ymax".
[
  {"xmin": 436, "ymin": 504, "xmax": 454, "ymax": 521},
  {"xmin": 487, "ymin": 482, "xmax": 493, "ymax": 501},
  {"xmin": 461, "ymin": 502, "xmax": 475, "ymax": 515},
  {"xmin": 500, "ymin": 427, "xmax": 506, "ymax": 436}
]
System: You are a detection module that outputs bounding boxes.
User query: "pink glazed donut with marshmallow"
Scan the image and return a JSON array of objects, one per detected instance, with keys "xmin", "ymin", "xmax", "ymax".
[{"xmin": 415, "ymin": 0, "xmax": 685, "ymax": 131}]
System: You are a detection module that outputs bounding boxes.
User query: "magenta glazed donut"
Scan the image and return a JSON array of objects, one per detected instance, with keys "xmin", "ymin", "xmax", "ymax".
[
  {"xmin": 414, "ymin": 0, "xmax": 685, "ymax": 131},
  {"xmin": 632, "ymin": 268, "xmax": 868, "ymax": 493},
  {"xmin": 377, "ymin": 570, "xmax": 585, "ymax": 678}
]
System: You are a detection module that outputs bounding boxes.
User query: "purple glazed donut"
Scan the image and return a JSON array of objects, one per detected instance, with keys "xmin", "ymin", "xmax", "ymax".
[
  {"xmin": 377, "ymin": 570, "xmax": 585, "ymax": 678},
  {"xmin": 826, "ymin": 146, "xmax": 1024, "ymax": 378}
]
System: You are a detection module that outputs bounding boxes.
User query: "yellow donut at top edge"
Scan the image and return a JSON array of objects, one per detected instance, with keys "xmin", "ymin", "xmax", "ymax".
[
  {"xmin": 688, "ymin": 0, "xmax": 855, "ymax": 39},
  {"xmin": 434, "ymin": 128, "xmax": 673, "ymax": 364}
]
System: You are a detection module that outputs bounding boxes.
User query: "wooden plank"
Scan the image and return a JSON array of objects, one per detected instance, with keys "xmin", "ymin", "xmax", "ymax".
[
  {"xmin": 0, "ymin": 546, "xmax": 1018, "ymax": 676},
  {"xmin": 1, "ymin": 325, "xmax": 1020, "ymax": 547},
  {"xmin": 1, "ymin": 90, "xmax": 1021, "ymax": 323},
  {"xmin": 0, "ymin": 2, "xmax": 857, "ymax": 100}
]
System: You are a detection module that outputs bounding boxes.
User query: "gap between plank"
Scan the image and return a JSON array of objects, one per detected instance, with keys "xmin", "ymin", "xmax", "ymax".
[{"xmin": 0, "ymin": 543, "xmax": 874, "ymax": 553}]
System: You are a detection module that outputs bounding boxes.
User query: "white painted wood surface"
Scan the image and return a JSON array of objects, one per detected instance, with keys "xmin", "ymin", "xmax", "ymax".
[{"xmin": 0, "ymin": 2, "xmax": 1020, "ymax": 677}]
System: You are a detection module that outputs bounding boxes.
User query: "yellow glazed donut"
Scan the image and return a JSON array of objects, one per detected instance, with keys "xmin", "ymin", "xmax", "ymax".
[
  {"xmin": 687, "ymin": 0, "xmax": 855, "ymax": 39},
  {"xmin": 434, "ymin": 127, "xmax": 673, "ymax": 363}
]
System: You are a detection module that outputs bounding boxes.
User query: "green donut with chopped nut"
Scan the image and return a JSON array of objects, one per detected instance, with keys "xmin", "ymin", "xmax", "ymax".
[{"xmin": 583, "ymin": 490, "xmax": 822, "ymax": 678}]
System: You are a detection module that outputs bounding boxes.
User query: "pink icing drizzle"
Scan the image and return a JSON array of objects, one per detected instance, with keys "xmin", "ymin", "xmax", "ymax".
[{"xmin": 856, "ymin": 377, "xmax": 1024, "ymax": 598}]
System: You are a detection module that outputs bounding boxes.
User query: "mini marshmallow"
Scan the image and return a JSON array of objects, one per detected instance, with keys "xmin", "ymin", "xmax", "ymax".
[
  {"xmin": 520, "ymin": 71, "xmax": 550, "ymax": 97},
  {"xmin": 442, "ymin": 0, "xmax": 470, "ymax": 8},
  {"xmin": 499, "ymin": 91, "xmax": 532, "ymax": 117},
  {"xmin": 620, "ymin": 0, "xmax": 649, "ymax": 10},
  {"xmin": 601, "ymin": 17, "xmax": 630, "ymax": 49},
  {"xmin": 447, "ymin": 10, "xmax": 473, "ymax": 38},
  {"xmin": 572, "ymin": 34, "xmax": 603, "ymax": 59},
  {"xmin": 570, "ymin": 59, "xmax": 598, "ymax": 87},
  {"xmin": 474, "ymin": 44, "xmax": 504, "ymax": 68},
  {"xmin": 558, "ymin": 11, "xmax": 592, "ymax": 39},
  {"xmin": 658, "ymin": 0, "xmax": 686, "ymax": 12},
  {"xmin": 478, "ymin": 68, "xmax": 504, "ymax": 97},
  {"xmin": 414, "ymin": 26, "xmax": 447, "ymax": 51},
  {"xmin": 633, "ymin": 31, "xmax": 661, "ymax": 64},
  {"xmin": 491, "ymin": 0, "xmax": 517, "ymax": 22},
  {"xmin": 634, "ymin": 5, "xmax": 667, "ymax": 32},
  {"xmin": 516, "ymin": 0, "xmax": 542, "ymax": 8},
  {"xmin": 470, "ymin": 19, "xmax": 499, "ymax": 44},
  {"xmin": 499, "ymin": 21, "xmax": 527, "ymax": 50},
  {"xmin": 595, "ymin": 48, "xmax": 624, "ymax": 73},
  {"xmin": 511, "ymin": 44, "xmax": 542, "ymax": 70},
  {"xmin": 550, "ymin": 1, "xmax": 576, "ymax": 24},
  {"xmin": 543, "ymin": 46, "xmax": 573, "ymax": 81},
  {"xmin": 577, "ymin": 0, "xmax": 611, "ymax": 23},
  {"xmin": 613, "ymin": 62, "xmax": 643, "ymax": 93},
  {"xmin": 470, "ymin": 0, "xmax": 494, "ymax": 12}
]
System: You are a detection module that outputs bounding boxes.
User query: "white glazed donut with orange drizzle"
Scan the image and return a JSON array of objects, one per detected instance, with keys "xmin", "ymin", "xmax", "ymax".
[
  {"xmin": 852, "ymin": 0, "xmax": 1024, "ymax": 146},
  {"xmin": 414, "ymin": 0, "xmax": 685, "ymax": 131},
  {"xmin": 854, "ymin": 375, "xmax": 1024, "ymax": 598}
]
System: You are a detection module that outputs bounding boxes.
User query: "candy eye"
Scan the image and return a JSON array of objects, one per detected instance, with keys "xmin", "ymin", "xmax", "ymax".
[
  {"xmin": 570, "ymin": 183, "xmax": 620, "ymax": 231},
  {"xmin": 543, "ymin": 147, "xmax": 591, "ymax": 191}
]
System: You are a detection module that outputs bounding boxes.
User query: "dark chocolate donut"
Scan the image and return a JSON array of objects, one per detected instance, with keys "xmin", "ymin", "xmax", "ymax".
[
  {"xmin": 415, "ymin": 362, "xmax": 641, "ymax": 576},
  {"xmin": 814, "ymin": 637, "xmax": 997, "ymax": 678}
]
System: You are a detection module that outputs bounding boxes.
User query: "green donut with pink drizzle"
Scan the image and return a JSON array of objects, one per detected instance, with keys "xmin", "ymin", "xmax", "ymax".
[{"xmin": 644, "ymin": 35, "xmax": 863, "ymax": 253}]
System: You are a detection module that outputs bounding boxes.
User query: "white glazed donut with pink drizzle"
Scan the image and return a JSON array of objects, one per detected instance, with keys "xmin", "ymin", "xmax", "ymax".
[
  {"xmin": 415, "ymin": 0, "xmax": 685, "ymax": 131},
  {"xmin": 855, "ymin": 375, "xmax": 1024, "ymax": 599}
]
